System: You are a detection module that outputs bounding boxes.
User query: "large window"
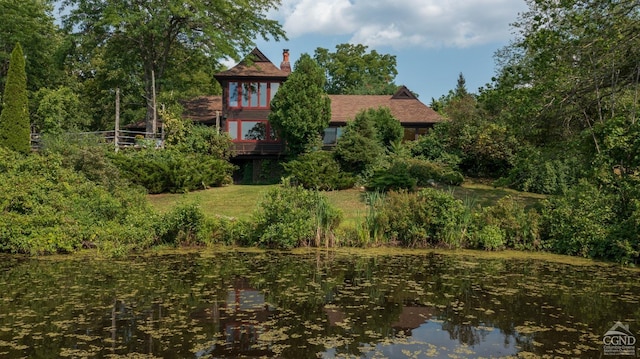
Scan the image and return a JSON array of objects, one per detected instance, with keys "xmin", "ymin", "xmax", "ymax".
[
  {"xmin": 322, "ymin": 127, "xmax": 343, "ymax": 146},
  {"xmin": 227, "ymin": 120, "xmax": 278, "ymax": 141},
  {"xmin": 228, "ymin": 82, "xmax": 280, "ymax": 108}
]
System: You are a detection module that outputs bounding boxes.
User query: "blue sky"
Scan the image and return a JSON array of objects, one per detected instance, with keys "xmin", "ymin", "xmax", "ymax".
[{"xmin": 248, "ymin": 0, "xmax": 529, "ymax": 102}]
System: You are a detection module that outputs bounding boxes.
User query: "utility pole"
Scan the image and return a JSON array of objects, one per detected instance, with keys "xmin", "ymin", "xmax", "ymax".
[
  {"xmin": 152, "ymin": 70, "xmax": 157, "ymax": 136},
  {"xmin": 115, "ymin": 87, "xmax": 120, "ymax": 152}
]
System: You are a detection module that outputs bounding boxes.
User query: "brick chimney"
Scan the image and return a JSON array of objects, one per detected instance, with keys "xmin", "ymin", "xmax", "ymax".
[{"xmin": 280, "ymin": 49, "xmax": 291, "ymax": 73}]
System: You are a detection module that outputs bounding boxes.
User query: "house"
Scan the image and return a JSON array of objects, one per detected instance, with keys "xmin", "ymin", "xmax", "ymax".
[{"xmin": 210, "ymin": 48, "xmax": 442, "ymax": 157}]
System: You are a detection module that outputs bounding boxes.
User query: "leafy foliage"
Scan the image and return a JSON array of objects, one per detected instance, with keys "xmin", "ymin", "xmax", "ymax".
[
  {"xmin": 163, "ymin": 109, "xmax": 232, "ymax": 159},
  {"xmin": 32, "ymin": 86, "xmax": 90, "ymax": 134},
  {"xmin": 110, "ymin": 149, "xmax": 234, "ymax": 194},
  {"xmin": 365, "ymin": 161, "xmax": 417, "ymax": 193},
  {"xmin": 541, "ymin": 180, "xmax": 617, "ymax": 260},
  {"xmin": 314, "ymin": 43, "xmax": 398, "ymax": 95},
  {"xmin": 369, "ymin": 189, "xmax": 466, "ymax": 247},
  {"xmin": 0, "ymin": 43, "xmax": 30, "ymax": 154},
  {"xmin": 283, "ymin": 151, "xmax": 356, "ymax": 190},
  {"xmin": 252, "ymin": 183, "xmax": 342, "ymax": 249},
  {"xmin": 268, "ymin": 54, "xmax": 331, "ymax": 156},
  {"xmin": 62, "ymin": 0, "xmax": 285, "ymax": 130},
  {"xmin": 475, "ymin": 196, "xmax": 542, "ymax": 250},
  {"xmin": 334, "ymin": 109, "xmax": 384, "ymax": 176},
  {"xmin": 0, "ymin": 147, "xmax": 157, "ymax": 255},
  {"xmin": 495, "ymin": 146, "xmax": 581, "ymax": 194},
  {"xmin": 155, "ymin": 202, "xmax": 209, "ymax": 246},
  {"xmin": 0, "ymin": 1, "xmax": 62, "ymax": 93}
]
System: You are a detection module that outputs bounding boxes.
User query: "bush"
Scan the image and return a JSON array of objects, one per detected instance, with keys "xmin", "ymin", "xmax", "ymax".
[
  {"xmin": 365, "ymin": 161, "xmax": 417, "ymax": 192},
  {"xmin": 366, "ymin": 158, "xmax": 464, "ymax": 192},
  {"xmin": 410, "ymin": 123, "xmax": 461, "ymax": 169},
  {"xmin": 110, "ymin": 149, "xmax": 234, "ymax": 193},
  {"xmin": 164, "ymin": 112, "xmax": 232, "ymax": 159},
  {"xmin": 155, "ymin": 202, "xmax": 208, "ymax": 246},
  {"xmin": 40, "ymin": 133, "xmax": 123, "ymax": 190},
  {"xmin": 474, "ymin": 224, "xmax": 505, "ymax": 250},
  {"xmin": 405, "ymin": 158, "xmax": 464, "ymax": 186},
  {"xmin": 369, "ymin": 188, "xmax": 466, "ymax": 247},
  {"xmin": 252, "ymin": 182, "xmax": 342, "ymax": 249},
  {"xmin": 0, "ymin": 147, "xmax": 157, "ymax": 255},
  {"xmin": 475, "ymin": 196, "xmax": 542, "ymax": 250},
  {"xmin": 334, "ymin": 112, "xmax": 384, "ymax": 176},
  {"xmin": 540, "ymin": 180, "xmax": 615, "ymax": 259},
  {"xmin": 284, "ymin": 151, "xmax": 355, "ymax": 190},
  {"xmin": 495, "ymin": 146, "xmax": 580, "ymax": 194},
  {"xmin": 208, "ymin": 216, "xmax": 254, "ymax": 246}
]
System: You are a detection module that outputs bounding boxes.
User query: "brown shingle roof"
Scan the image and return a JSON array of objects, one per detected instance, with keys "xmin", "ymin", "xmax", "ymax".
[
  {"xmin": 328, "ymin": 86, "xmax": 442, "ymax": 125},
  {"xmin": 181, "ymin": 95, "xmax": 222, "ymax": 124},
  {"xmin": 214, "ymin": 48, "xmax": 290, "ymax": 79}
]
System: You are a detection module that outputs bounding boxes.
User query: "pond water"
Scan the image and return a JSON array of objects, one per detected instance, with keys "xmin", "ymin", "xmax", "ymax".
[{"xmin": 0, "ymin": 249, "xmax": 639, "ymax": 358}]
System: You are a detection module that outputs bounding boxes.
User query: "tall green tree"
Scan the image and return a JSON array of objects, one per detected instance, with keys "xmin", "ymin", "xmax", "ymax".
[
  {"xmin": 0, "ymin": 43, "xmax": 30, "ymax": 154},
  {"xmin": 487, "ymin": 0, "xmax": 640, "ymax": 145},
  {"xmin": 0, "ymin": 0, "xmax": 62, "ymax": 94},
  {"xmin": 268, "ymin": 54, "xmax": 331, "ymax": 157},
  {"xmin": 314, "ymin": 43, "xmax": 398, "ymax": 95},
  {"xmin": 61, "ymin": 0, "xmax": 286, "ymax": 132}
]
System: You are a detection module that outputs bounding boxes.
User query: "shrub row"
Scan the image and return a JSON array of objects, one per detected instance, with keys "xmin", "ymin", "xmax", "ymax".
[{"xmin": 110, "ymin": 149, "xmax": 234, "ymax": 194}]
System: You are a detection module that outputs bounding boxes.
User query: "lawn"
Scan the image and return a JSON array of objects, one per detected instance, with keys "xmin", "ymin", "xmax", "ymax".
[{"xmin": 148, "ymin": 180, "xmax": 546, "ymax": 226}]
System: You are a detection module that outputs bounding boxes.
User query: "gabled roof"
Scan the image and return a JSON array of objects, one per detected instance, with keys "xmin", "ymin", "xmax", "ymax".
[
  {"xmin": 214, "ymin": 48, "xmax": 290, "ymax": 79},
  {"xmin": 329, "ymin": 86, "xmax": 442, "ymax": 125}
]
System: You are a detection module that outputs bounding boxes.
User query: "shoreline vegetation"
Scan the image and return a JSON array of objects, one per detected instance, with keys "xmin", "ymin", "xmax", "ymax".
[{"xmin": 0, "ymin": 140, "xmax": 636, "ymax": 266}]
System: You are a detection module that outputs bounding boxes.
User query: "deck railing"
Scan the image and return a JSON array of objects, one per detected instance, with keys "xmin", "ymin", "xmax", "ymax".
[{"xmin": 30, "ymin": 130, "xmax": 164, "ymax": 151}]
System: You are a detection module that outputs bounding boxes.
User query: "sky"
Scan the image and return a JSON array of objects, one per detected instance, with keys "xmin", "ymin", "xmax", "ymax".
[{"xmin": 247, "ymin": 0, "xmax": 530, "ymax": 102}]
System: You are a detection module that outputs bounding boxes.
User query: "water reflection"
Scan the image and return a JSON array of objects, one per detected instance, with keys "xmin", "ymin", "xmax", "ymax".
[{"xmin": 0, "ymin": 250, "xmax": 638, "ymax": 358}]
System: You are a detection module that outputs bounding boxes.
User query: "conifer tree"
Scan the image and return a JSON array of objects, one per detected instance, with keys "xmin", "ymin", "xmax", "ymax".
[
  {"xmin": 269, "ymin": 54, "xmax": 331, "ymax": 157},
  {"xmin": 0, "ymin": 43, "xmax": 29, "ymax": 153}
]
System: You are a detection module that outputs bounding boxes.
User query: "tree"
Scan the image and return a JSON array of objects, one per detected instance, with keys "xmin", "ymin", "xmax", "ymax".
[
  {"xmin": 32, "ymin": 86, "xmax": 89, "ymax": 134},
  {"xmin": 62, "ymin": 0, "xmax": 286, "ymax": 133},
  {"xmin": 0, "ymin": 43, "xmax": 30, "ymax": 154},
  {"xmin": 0, "ymin": 0, "xmax": 62, "ymax": 94},
  {"xmin": 334, "ymin": 109, "xmax": 384, "ymax": 175},
  {"xmin": 488, "ymin": 0, "xmax": 640, "ymax": 145},
  {"xmin": 454, "ymin": 72, "xmax": 469, "ymax": 98},
  {"xmin": 268, "ymin": 54, "xmax": 331, "ymax": 157},
  {"xmin": 365, "ymin": 107, "xmax": 404, "ymax": 151},
  {"xmin": 314, "ymin": 43, "xmax": 398, "ymax": 95}
]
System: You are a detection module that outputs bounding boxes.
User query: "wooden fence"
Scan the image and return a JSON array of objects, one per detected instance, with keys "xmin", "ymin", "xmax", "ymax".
[{"xmin": 30, "ymin": 130, "xmax": 164, "ymax": 151}]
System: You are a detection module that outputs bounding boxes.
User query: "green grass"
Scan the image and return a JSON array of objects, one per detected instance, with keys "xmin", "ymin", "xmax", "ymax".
[
  {"xmin": 148, "ymin": 185, "xmax": 273, "ymax": 219},
  {"xmin": 147, "ymin": 181, "xmax": 546, "ymax": 224}
]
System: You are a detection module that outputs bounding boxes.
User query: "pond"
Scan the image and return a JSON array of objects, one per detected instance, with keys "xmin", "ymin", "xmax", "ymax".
[{"xmin": 1, "ymin": 249, "xmax": 639, "ymax": 358}]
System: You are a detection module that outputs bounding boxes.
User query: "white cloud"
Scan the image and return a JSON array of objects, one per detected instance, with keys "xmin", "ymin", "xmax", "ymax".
[
  {"xmin": 278, "ymin": 0, "xmax": 356, "ymax": 36},
  {"xmin": 271, "ymin": 0, "xmax": 528, "ymax": 48}
]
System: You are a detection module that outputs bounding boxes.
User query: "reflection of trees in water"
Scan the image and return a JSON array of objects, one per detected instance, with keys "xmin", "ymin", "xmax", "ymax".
[
  {"xmin": 441, "ymin": 320, "xmax": 483, "ymax": 346},
  {"xmin": 2, "ymin": 251, "xmax": 637, "ymax": 358}
]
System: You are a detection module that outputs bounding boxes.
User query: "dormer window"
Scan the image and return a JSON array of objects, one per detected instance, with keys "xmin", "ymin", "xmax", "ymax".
[{"xmin": 228, "ymin": 81, "xmax": 280, "ymax": 108}]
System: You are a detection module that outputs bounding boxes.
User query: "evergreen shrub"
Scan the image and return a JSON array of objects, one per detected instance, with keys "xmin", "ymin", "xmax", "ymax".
[
  {"xmin": 111, "ymin": 149, "xmax": 234, "ymax": 193},
  {"xmin": 284, "ymin": 150, "xmax": 356, "ymax": 190}
]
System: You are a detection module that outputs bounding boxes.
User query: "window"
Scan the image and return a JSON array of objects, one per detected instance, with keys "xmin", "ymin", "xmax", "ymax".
[
  {"xmin": 270, "ymin": 82, "xmax": 279, "ymax": 101},
  {"xmin": 322, "ymin": 127, "xmax": 343, "ymax": 145},
  {"xmin": 228, "ymin": 82, "xmax": 281, "ymax": 108},
  {"xmin": 229, "ymin": 82, "xmax": 238, "ymax": 107},
  {"xmin": 227, "ymin": 120, "xmax": 278, "ymax": 142},
  {"xmin": 228, "ymin": 121, "xmax": 238, "ymax": 140},
  {"xmin": 241, "ymin": 121, "xmax": 267, "ymax": 140}
]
